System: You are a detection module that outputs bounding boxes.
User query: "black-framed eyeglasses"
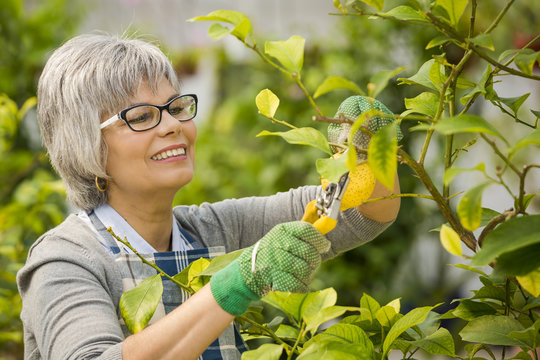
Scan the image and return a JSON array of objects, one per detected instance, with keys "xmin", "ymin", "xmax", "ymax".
[{"xmin": 100, "ymin": 94, "xmax": 198, "ymax": 132}]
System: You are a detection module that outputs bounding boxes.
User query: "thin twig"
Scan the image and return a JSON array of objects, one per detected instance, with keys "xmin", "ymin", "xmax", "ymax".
[
  {"xmin": 107, "ymin": 228, "xmax": 194, "ymax": 294},
  {"xmin": 361, "ymin": 193, "xmax": 436, "ymax": 204},
  {"xmin": 238, "ymin": 315, "xmax": 294, "ymax": 352},
  {"xmin": 477, "ymin": 210, "xmax": 514, "ymax": 247},
  {"xmin": 312, "ymin": 115, "xmax": 353, "ymax": 124}
]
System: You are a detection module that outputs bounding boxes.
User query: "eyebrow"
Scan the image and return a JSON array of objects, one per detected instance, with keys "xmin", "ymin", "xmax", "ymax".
[{"xmin": 128, "ymin": 94, "xmax": 180, "ymax": 107}]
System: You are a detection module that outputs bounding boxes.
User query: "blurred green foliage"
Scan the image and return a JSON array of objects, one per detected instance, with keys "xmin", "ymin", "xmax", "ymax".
[
  {"xmin": 0, "ymin": 0, "xmax": 83, "ymax": 357},
  {"xmin": 0, "ymin": 95, "xmax": 66, "ymax": 358},
  {"xmin": 0, "ymin": 0, "xmax": 84, "ymax": 104}
]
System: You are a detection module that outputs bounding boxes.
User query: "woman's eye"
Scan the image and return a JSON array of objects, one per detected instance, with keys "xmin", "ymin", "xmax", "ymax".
[
  {"xmin": 168, "ymin": 106, "xmax": 183, "ymax": 116},
  {"xmin": 127, "ymin": 111, "xmax": 153, "ymax": 124}
]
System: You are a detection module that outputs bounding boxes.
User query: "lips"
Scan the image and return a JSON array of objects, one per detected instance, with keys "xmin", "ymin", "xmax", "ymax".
[{"xmin": 151, "ymin": 145, "xmax": 186, "ymax": 160}]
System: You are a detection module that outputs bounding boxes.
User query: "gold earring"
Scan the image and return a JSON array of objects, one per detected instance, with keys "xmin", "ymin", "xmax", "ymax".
[{"xmin": 95, "ymin": 176, "xmax": 107, "ymax": 192}]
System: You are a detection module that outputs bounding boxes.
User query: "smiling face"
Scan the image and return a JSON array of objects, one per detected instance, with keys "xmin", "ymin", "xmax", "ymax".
[{"xmin": 101, "ymin": 78, "xmax": 197, "ymax": 205}]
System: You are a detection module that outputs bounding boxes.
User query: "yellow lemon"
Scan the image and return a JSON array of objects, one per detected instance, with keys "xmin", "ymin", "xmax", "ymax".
[{"xmin": 321, "ymin": 162, "xmax": 376, "ymax": 211}]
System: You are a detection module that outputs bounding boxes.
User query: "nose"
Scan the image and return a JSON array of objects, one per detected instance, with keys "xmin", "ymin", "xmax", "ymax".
[{"xmin": 158, "ymin": 109, "xmax": 182, "ymax": 136}]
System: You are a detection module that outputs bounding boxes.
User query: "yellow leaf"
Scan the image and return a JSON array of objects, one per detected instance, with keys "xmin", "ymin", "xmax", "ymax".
[
  {"xmin": 385, "ymin": 298, "xmax": 401, "ymax": 313},
  {"xmin": 255, "ymin": 89, "xmax": 280, "ymax": 118},
  {"xmin": 516, "ymin": 268, "xmax": 540, "ymax": 297},
  {"xmin": 440, "ymin": 224, "xmax": 463, "ymax": 257}
]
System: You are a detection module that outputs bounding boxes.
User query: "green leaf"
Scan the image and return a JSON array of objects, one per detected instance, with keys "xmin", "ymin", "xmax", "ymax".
[
  {"xmin": 187, "ymin": 257, "xmax": 210, "ymax": 280},
  {"xmin": 188, "ymin": 10, "xmax": 248, "ymax": 25},
  {"xmin": 457, "ymin": 181, "xmax": 493, "ymax": 231},
  {"xmin": 302, "ymin": 288, "xmax": 338, "ymax": 330},
  {"xmin": 368, "ymin": 66, "xmax": 407, "ymax": 98},
  {"xmin": 303, "ymin": 323, "xmax": 374, "ymax": 354},
  {"xmin": 516, "ymin": 268, "xmax": 540, "ymax": 297},
  {"xmin": 229, "ymin": 19, "xmax": 252, "ymax": 42},
  {"xmin": 275, "ymin": 324, "xmax": 299, "ymax": 340},
  {"xmin": 433, "ymin": 114, "xmax": 506, "ymax": 143},
  {"xmin": 368, "ymin": 122, "xmax": 397, "ymax": 190},
  {"xmin": 262, "ymin": 288, "xmax": 337, "ymax": 324},
  {"xmin": 471, "ymin": 215, "xmax": 540, "ymax": 266},
  {"xmin": 382, "ymin": 305, "xmax": 437, "ymax": 357},
  {"xmin": 257, "ymin": 127, "xmax": 332, "ymax": 155},
  {"xmin": 255, "ymin": 89, "xmax": 280, "ymax": 118},
  {"xmin": 187, "ymin": 10, "xmax": 252, "ymax": 41},
  {"xmin": 470, "ymin": 34, "xmax": 495, "ymax": 51},
  {"xmin": 322, "ymin": 323, "xmax": 373, "ymax": 347},
  {"xmin": 450, "ymin": 264, "xmax": 487, "ymax": 277},
  {"xmin": 429, "ymin": 60, "xmax": 447, "ymax": 91},
  {"xmin": 499, "ymin": 93, "xmax": 530, "ymax": 117},
  {"xmin": 298, "ymin": 342, "xmax": 373, "ymax": 360},
  {"xmin": 313, "ymin": 76, "xmax": 364, "ymax": 98},
  {"xmin": 495, "ymin": 243, "xmax": 540, "ymax": 277},
  {"xmin": 452, "ymin": 300, "xmax": 497, "ymax": 321},
  {"xmin": 264, "ymin": 35, "xmax": 305, "ymax": 74},
  {"xmin": 443, "ymin": 163, "xmax": 485, "ymax": 186},
  {"xmin": 514, "ymin": 49, "xmax": 540, "ymax": 75},
  {"xmin": 208, "ymin": 23, "xmax": 231, "ymax": 40},
  {"xmin": 305, "ymin": 306, "xmax": 358, "ymax": 333},
  {"xmin": 426, "ymin": 36, "xmax": 451, "ymax": 49},
  {"xmin": 435, "ymin": 0, "xmax": 469, "ymax": 26},
  {"xmin": 316, "ymin": 155, "xmax": 348, "ymax": 183},
  {"xmin": 241, "ymin": 343, "xmax": 284, "ymax": 360},
  {"xmin": 119, "ymin": 274, "xmax": 163, "ymax": 334},
  {"xmin": 375, "ymin": 305, "xmax": 398, "ymax": 328},
  {"xmin": 398, "ymin": 59, "xmax": 438, "ymax": 91},
  {"xmin": 384, "ymin": 5, "xmax": 426, "ymax": 21},
  {"xmin": 406, "ymin": 327, "xmax": 455, "ymax": 356},
  {"xmin": 198, "ymin": 249, "xmax": 242, "ymax": 276},
  {"xmin": 459, "ymin": 315, "xmax": 526, "ymax": 346},
  {"xmin": 360, "ymin": 293, "xmax": 381, "ymax": 320},
  {"xmin": 508, "ymin": 320, "xmax": 540, "ymax": 350},
  {"xmin": 531, "ymin": 109, "xmax": 540, "ymax": 118},
  {"xmin": 509, "ymin": 127, "xmax": 540, "ymax": 159},
  {"xmin": 358, "ymin": 0, "xmax": 384, "ymax": 11},
  {"xmin": 403, "ymin": 92, "xmax": 439, "ymax": 117},
  {"xmin": 498, "ymin": 49, "xmax": 519, "ymax": 62},
  {"xmin": 262, "ymin": 291, "xmax": 310, "ymax": 322},
  {"xmin": 460, "ymin": 65, "xmax": 492, "ymax": 105},
  {"xmin": 440, "ymin": 224, "xmax": 463, "ymax": 256}
]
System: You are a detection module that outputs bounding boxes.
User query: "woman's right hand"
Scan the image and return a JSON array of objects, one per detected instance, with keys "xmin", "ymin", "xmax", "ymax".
[{"xmin": 210, "ymin": 221, "xmax": 330, "ymax": 316}]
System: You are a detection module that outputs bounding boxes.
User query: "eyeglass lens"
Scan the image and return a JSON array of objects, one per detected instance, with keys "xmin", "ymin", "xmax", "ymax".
[{"xmin": 124, "ymin": 95, "xmax": 197, "ymax": 131}]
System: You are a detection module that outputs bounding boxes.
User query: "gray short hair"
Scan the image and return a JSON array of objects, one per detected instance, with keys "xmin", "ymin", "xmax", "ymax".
[{"xmin": 37, "ymin": 33, "xmax": 181, "ymax": 211}]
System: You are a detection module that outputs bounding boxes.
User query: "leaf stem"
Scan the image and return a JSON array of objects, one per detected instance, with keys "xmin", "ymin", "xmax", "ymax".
[
  {"xmin": 259, "ymin": 113, "xmax": 297, "ymax": 129},
  {"xmin": 399, "ymin": 149, "xmax": 478, "ymax": 251},
  {"xmin": 237, "ymin": 315, "xmax": 293, "ymax": 352},
  {"xmin": 247, "ymin": 42, "xmax": 324, "ymax": 116},
  {"xmin": 107, "ymin": 228, "xmax": 194, "ymax": 294},
  {"xmin": 292, "ymin": 73, "xmax": 324, "ymax": 116},
  {"xmin": 288, "ymin": 322, "xmax": 306, "ymax": 360},
  {"xmin": 479, "ymin": 134, "xmax": 520, "ymax": 176}
]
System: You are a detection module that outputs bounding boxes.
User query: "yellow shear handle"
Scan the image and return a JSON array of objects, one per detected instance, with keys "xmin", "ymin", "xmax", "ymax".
[{"xmin": 301, "ymin": 200, "xmax": 337, "ymax": 235}]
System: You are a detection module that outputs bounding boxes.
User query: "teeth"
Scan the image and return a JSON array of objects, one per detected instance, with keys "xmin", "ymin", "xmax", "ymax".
[{"xmin": 152, "ymin": 148, "xmax": 186, "ymax": 160}]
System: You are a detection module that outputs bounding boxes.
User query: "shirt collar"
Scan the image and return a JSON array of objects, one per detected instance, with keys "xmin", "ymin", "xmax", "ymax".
[{"xmin": 93, "ymin": 203, "xmax": 189, "ymax": 253}]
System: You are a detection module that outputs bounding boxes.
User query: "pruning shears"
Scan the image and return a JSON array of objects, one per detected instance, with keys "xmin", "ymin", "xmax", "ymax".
[{"xmin": 301, "ymin": 172, "xmax": 350, "ymax": 235}]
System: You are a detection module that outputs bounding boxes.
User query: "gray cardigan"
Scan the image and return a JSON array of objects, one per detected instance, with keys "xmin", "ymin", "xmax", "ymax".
[{"xmin": 17, "ymin": 186, "xmax": 391, "ymax": 359}]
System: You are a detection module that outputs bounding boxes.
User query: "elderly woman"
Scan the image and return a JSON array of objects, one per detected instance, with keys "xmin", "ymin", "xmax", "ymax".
[{"xmin": 17, "ymin": 34, "xmax": 400, "ymax": 359}]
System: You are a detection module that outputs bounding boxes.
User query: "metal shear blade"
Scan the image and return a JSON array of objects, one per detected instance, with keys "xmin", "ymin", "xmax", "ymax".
[{"xmin": 316, "ymin": 172, "xmax": 350, "ymax": 220}]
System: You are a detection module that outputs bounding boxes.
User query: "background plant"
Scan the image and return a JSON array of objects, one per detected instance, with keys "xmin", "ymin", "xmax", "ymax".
[{"xmin": 185, "ymin": 0, "xmax": 540, "ymax": 358}]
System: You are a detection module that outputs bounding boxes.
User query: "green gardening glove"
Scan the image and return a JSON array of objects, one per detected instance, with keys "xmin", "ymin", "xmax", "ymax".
[
  {"xmin": 328, "ymin": 96, "xmax": 403, "ymax": 158},
  {"xmin": 210, "ymin": 221, "xmax": 330, "ymax": 316}
]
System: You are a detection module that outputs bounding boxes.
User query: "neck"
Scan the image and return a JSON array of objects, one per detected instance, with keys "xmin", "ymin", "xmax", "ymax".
[{"xmin": 107, "ymin": 189, "xmax": 175, "ymax": 252}]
